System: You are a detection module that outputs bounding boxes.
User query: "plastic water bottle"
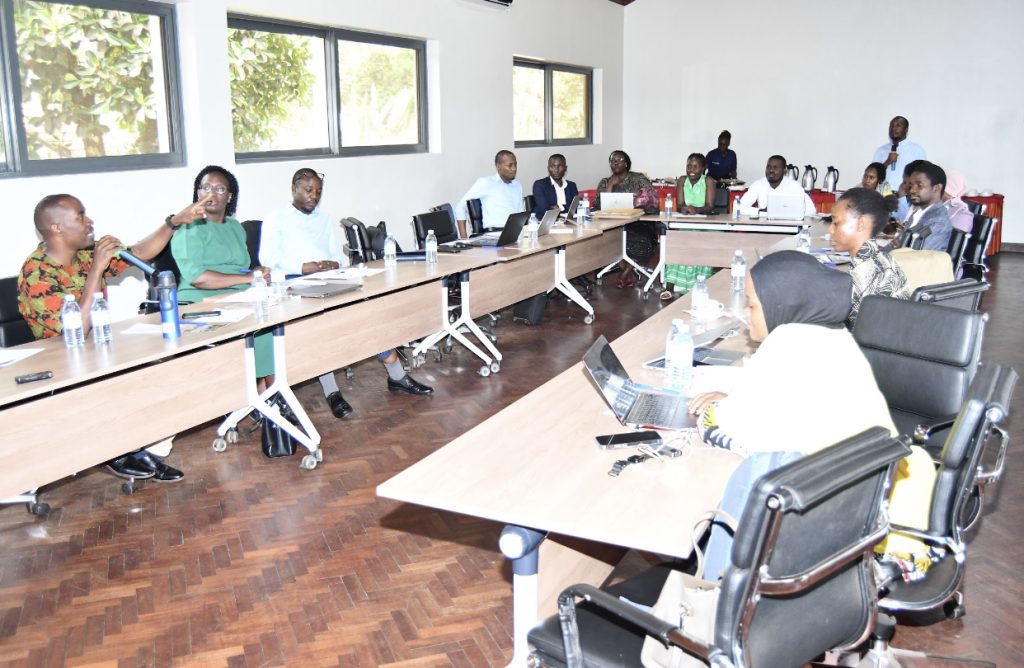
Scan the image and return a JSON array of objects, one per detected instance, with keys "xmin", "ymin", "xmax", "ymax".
[
  {"xmin": 383, "ymin": 234, "xmax": 398, "ymax": 267},
  {"xmin": 271, "ymin": 265, "xmax": 287, "ymax": 297},
  {"xmin": 690, "ymin": 275, "xmax": 709, "ymax": 313},
  {"xmin": 581, "ymin": 193, "xmax": 590, "ymax": 218},
  {"xmin": 251, "ymin": 270, "xmax": 270, "ymax": 321},
  {"xmin": 797, "ymin": 225, "xmax": 812, "ymax": 253},
  {"xmin": 732, "ymin": 196, "xmax": 741, "ymax": 220},
  {"xmin": 664, "ymin": 192, "xmax": 673, "ymax": 218},
  {"xmin": 527, "ymin": 214, "xmax": 539, "ymax": 247},
  {"xmin": 664, "ymin": 319, "xmax": 694, "ymax": 392},
  {"xmin": 157, "ymin": 270, "xmax": 181, "ymax": 339},
  {"xmin": 60, "ymin": 294, "xmax": 84, "ymax": 348},
  {"xmin": 730, "ymin": 250, "xmax": 747, "ymax": 292},
  {"xmin": 425, "ymin": 229, "xmax": 438, "ymax": 264},
  {"xmin": 91, "ymin": 292, "xmax": 112, "ymax": 345}
]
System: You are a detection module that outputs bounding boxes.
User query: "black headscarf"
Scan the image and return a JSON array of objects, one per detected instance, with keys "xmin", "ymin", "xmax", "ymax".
[{"xmin": 749, "ymin": 250, "xmax": 852, "ymax": 334}]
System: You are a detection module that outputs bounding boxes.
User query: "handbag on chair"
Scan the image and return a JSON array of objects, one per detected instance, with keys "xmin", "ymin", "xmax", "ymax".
[{"xmin": 640, "ymin": 509, "xmax": 737, "ymax": 668}]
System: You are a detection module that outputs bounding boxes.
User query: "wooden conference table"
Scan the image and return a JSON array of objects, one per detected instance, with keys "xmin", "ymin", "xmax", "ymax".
[
  {"xmin": 0, "ymin": 219, "xmax": 634, "ymax": 501},
  {"xmin": 377, "ymin": 218, "xmax": 824, "ymax": 665}
]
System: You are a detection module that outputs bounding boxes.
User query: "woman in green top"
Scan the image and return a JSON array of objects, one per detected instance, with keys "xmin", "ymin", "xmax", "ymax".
[
  {"xmin": 662, "ymin": 153, "xmax": 717, "ymax": 300},
  {"xmin": 171, "ymin": 165, "xmax": 275, "ymax": 387}
]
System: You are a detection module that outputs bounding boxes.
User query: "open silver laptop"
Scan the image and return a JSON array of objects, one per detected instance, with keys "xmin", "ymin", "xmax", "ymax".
[
  {"xmin": 766, "ymin": 194, "xmax": 805, "ymax": 221},
  {"xmin": 600, "ymin": 192, "xmax": 635, "ymax": 211},
  {"xmin": 583, "ymin": 335, "xmax": 696, "ymax": 431},
  {"xmin": 560, "ymin": 194, "xmax": 580, "ymax": 221},
  {"xmin": 537, "ymin": 208, "xmax": 560, "ymax": 236}
]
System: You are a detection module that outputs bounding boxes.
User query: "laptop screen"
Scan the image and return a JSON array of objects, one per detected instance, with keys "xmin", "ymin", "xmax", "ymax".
[
  {"xmin": 582, "ymin": 335, "xmax": 632, "ymax": 418},
  {"xmin": 600, "ymin": 192, "xmax": 635, "ymax": 211}
]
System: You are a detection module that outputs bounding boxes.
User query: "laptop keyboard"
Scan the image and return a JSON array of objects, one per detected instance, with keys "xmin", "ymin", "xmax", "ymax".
[
  {"xmin": 458, "ymin": 234, "xmax": 499, "ymax": 247},
  {"xmin": 629, "ymin": 392, "xmax": 676, "ymax": 427}
]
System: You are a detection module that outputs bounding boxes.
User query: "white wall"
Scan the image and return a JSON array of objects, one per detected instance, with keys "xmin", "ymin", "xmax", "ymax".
[
  {"xmin": 0, "ymin": 0, "xmax": 624, "ymax": 310},
  {"xmin": 622, "ymin": 0, "xmax": 1024, "ymax": 244}
]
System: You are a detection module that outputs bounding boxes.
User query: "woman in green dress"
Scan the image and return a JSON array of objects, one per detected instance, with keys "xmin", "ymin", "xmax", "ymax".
[
  {"xmin": 662, "ymin": 153, "xmax": 716, "ymax": 300},
  {"xmin": 171, "ymin": 165, "xmax": 275, "ymax": 390}
]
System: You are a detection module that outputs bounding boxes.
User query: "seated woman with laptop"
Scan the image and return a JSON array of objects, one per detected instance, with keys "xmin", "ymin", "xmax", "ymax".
[
  {"xmin": 595, "ymin": 149, "xmax": 659, "ymax": 288},
  {"xmin": 686, "ymin": 251, "xmax": 935, "ymax": 580}
]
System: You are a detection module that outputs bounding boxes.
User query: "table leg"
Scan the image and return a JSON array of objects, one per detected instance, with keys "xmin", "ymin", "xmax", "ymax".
[
  {"xmin": 596, "ymin": 225, "xmax": 656, "ymax": 288},
  {"xmin": 553, "ymin": 247, "xmax": 595, "ymax": 324},
  {"xmin": 412, "ymin": 273, "xmax": 500, "ymax": 375},
  {"xmin": 641, "ymin": 225, "xmax": 667, "ymax": 297}
]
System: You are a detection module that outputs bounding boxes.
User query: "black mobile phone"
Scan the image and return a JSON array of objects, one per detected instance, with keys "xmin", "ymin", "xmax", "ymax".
[
  {"xmin": 595, "ymin": 431, "xmax": 662, "ymax": 449},
  {"xmin": 182, "ymin": 310, "xmax": 221, "ymax": 319},
  {"xmin": 15, "ymin": 370, "xmax": 53, "ymax": 384}
]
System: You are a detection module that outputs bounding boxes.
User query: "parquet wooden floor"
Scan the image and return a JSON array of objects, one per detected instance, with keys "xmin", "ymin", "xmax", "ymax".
[{"xmin": 0, "ymin": 258, "xmax": 1020, "ymax": 667}]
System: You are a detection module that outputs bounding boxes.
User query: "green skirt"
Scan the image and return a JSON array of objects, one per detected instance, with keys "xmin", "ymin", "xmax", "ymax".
[{"xmin": 664, "ymin": 264, "xmax": 714, "ymax": 292}]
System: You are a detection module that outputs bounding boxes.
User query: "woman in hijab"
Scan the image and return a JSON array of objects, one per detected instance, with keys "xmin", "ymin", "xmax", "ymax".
[
  {"xmin": 687, "ymin": 251, "xmax": 903, "ymax": 578},
  {"xmin": 942, "ymin": 170, "xmax": 974, "ymax": 233}
]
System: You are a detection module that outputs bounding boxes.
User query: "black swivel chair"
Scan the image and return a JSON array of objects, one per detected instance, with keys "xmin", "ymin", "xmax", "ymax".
[
  {"xmin": 945, "ymin": 228, "xmax": 968, "ymax": 277},
  {"xmin": 342, "ymin": 218, "xmax": 395, "ymax": 263},
  {"xmin": 240, "ymin": 219, "xmax": 263, "ymax": 269},
  {"xmin": 523, "ymin": 194, "xmax": 536, "ymax": 216},
  {"xmin": 412, "ymin": 210, "xmax": 459, "ymax": 247},
  {"xmin": 0, "ymin": 276, "xmax": 34, "ymax": 348},
  {"xmin": 862, "ymin": 363, "xmax": 1017, "ymax": 666},
  {"xmin": 466, "ymin": 198, "xmax": 487, "ymax": 235},
  {"xmin": 963, "ymin": 199, "xmax": 985, "ymax": 216},
  {"xmin": 960, "ymin": 214, "xmax": 995, "ymax": 282},
  {"xmin": 854, "ymin": 295, "xmax": 986, "ymax": 448},
  {"xmin": 712, "ymin": 186, "xmax": 730, "ymax": 214},
  {"xmin": 911, "ymin": 278, "xmax": 989, "ymax": 312},
  {"xmin": 528, "ymin": 427, "xmax": 908, "ymax": 668}
]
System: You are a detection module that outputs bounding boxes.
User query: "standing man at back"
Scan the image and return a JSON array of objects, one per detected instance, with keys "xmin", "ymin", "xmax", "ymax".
[
  {"xmin": 455, "ymin": 150, "xmax": 523, "ymax": 238},
  {"xmin": 531, "ymin": 153, "xmax": 579, "ymax": 219},
  {"xmin": 872, "ymin": 116, "xmax": 926, "ymax": 191}
]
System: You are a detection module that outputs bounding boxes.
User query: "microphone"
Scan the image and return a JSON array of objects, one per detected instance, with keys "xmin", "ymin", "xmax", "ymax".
[
  {"xmin": 116, "ymin": 248, "xmax": 157, "ymax": 277},
  {"xmin": 889, "ymin": 142, "xmax": 898, "ymax": 171}
]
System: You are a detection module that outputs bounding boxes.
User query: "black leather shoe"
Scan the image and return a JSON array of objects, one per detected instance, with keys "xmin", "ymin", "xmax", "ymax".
[
  {"xmin": 131, "ymin": 450, "xmax": 185, "ymax": 483},
  {"xmin": 105, "ymin": 454, "xmax": 155, "ymax": 480},
  {"xmin": 327, "ymin": 391, "xmax": 353, "ymax": 419},
  {"xmin": 387, "ymin": 375, "xmax": 434, "ymax": 395}
]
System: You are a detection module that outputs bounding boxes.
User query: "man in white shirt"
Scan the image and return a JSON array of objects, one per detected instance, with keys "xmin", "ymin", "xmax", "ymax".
[
  {"xmin": 872, "ymin": 116, "xmax": 926, "ymax": 191},
  {"xmin": 738, "ymin": 155, "xmax": 816, "ymax": 216},
  {"xmin": 455, "ymin": 150, "xmax": 523, "ymax": 237},
  {"xmin": 260, "ymin": 168, "xmax": 433, "ymax": 420}
]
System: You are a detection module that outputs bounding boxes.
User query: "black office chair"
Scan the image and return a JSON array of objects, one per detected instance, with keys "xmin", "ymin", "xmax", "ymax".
[
  {"xmin": 523, "ymin": 194, "xmax": 535, "ymax": 216},
  {"xmin": 854, "ymin": 295, "xmax": 986, "ymax": 448},
  {"xmin": 945, "ymin": 228, "xmax": 968, "ymax": 277},
  {"xmin": 861, "ymin": 364, "xmax": 1017, "ymax": 667},
  {"xmin": 963, "ymin": 199, "xmax": 985, "ymax": 216},
  {"xmin": 528, "ymin": 427, "xmax": 908, "ymax": 668},
  {"xmin": 911, "ymin": 278, "xmax": 988, "ymax": 312},
  {"xmin": 960, "ymin": 214, "xmax": 995, "ymax": 282},
  {"xmin": 711, "ymin": 186, "xmax": 730, "ymax": 214},
  {"xmin": 412, "ymin": 210, "xmax": 459, "ymax": 248},
  {"xmin": 342, "ymin": 218, "xmax": 396, "ymax": 262},
  {"xmin": 466, "ymin": 198, "xmax": 487, "ymax": 235},
  {"xmin": 0, "ymin": 276, "xmax": 34, "ymax": 348},
  {"xmin": 138, "ymin": 243, "xmax": 189, "ymax": 314},
  {"xmin": 240, "ymin": 219, "xmax": 263, "ymax": 269}
]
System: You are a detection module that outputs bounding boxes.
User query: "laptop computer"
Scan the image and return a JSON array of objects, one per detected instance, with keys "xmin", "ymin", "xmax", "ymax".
[
  {"xmin": 537, "ymin": 208, "xmax": 560, "ymax": 236},
  {"xmin": 457, "ymin": 211, "xmax": 530, "ymax": 248},
  {"xmin": 600, "ymin": 192, "xmax": 636, "ymax": 211},
  {"xmin": 766, "ymin": 194, "xmax": 805, "ymax": 221},
  {"xmin": 288, "ymin": 282, "xmax": 362, "ymax": 299},
  {"xmin": 583, "ymin": 335, "xmax": 697, "ymax": 431},
  {"xmin": 560, "ymin": 194, "xmax": 580, "ymax": 221}
]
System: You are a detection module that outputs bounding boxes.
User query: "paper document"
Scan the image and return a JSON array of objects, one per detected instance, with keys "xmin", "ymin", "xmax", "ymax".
[
  {"xmin": 306, "ymin": 267, "xmax": 385, "ymax": 280},
  {"xmin": 549, "ymin": 227, "xmax": 575, "ymax": 235},
  {"xmin": 122, "ymin": 322, "xmax": 208, "ymax": 335},
  {"xmin": 671, "ymin": 213, "xmax": 708, "ymax": 219},
  {"xmin": 212, "ymin": 289, "xmax": 286, "ymax": 304},
  {"xmin": 186, "ymin": 308, "xmax": 250, "ymax": 324},
  {"xmin": 0, "ymin": 348, "xmax": 43, "ymax": 367}
]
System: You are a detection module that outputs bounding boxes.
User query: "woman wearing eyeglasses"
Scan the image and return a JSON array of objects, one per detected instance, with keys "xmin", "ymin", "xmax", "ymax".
[
  {"xmin": 595, "ymin": 150, "xmax": 659, "ymax": 288},
  {"xmin": 170, "ymin": 164, "xmax": 274, "ymax": 385}
]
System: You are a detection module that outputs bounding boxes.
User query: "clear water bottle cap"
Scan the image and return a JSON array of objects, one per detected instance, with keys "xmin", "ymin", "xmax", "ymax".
[{"xmin": 734, "ymin": 249, "xmax": 743, "ymax": 256}]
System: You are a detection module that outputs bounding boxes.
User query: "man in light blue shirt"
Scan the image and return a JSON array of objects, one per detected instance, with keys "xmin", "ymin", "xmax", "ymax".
[
  {"xmin": 872, "ymin": 116, "xmax": 926, "ymax": 196},
  {"xmin": 455, "ymin": 150, "xmax": 523, "ymax": 237},
  {"xmin": 261, "ymin": 168, "xmax": 433, "ymax": 420}
]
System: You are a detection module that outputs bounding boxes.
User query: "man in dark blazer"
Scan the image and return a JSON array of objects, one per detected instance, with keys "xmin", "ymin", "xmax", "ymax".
[{"xmin": 531, "ymin": 154, "xmax": 579, "ymax": 219}]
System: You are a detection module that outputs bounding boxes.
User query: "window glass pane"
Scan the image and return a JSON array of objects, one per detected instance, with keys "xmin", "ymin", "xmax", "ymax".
[
  {"xmin": 337, "ymin": 40, "xmax": 419, "ymax": 147},
  {"xmin": 513, "ymin": 65, "xmax": 544, "ymax": 142},
  {"xmin": 14, "ymin": 0, "xmax": 173, "ymax": 160},
  {"xmin": 552, "ymin": 70, "xmax": 587, "ymax": 139},
  {"xmin": 228, "ymin": 28, "xmax": 329, "ymax": 153},
  {"xmin": 0, "ymin": 105, "xmax": 6, "ymax": 167}
]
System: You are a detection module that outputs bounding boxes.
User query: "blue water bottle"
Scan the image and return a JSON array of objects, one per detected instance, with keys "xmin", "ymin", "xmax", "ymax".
[{"xmin": 157, "ymin": 270, "xmax": 181, "ymax": 339}]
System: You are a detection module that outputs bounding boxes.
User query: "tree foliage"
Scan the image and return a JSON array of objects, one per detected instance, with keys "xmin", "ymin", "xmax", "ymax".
[
  {"xmin": 14, "ymin": 0, "xmax": 158, "ymax": 158},
  {"xmin": 338, "ymin": 42, "xmax": 417, "ymax": 146},
  {"xmin": 228, "ymin": 29, "xmax": 314, "ymax": 152}
]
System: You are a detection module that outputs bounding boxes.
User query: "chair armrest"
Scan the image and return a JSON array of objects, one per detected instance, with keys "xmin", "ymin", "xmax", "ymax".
[
  {"xmin": 557, "ymin": 583, "xmax": 710, "ymax": 668},
  {"xmin": 912, "ymin": 415, "xmax": 957, "ymax": 444},
  {"xmin": 886, "ymin": 524, "xmax": 966, "ymax": 563},
  {"xmin": 975, "ymin": 425, "xmax": 1009, "ymax": 487}
]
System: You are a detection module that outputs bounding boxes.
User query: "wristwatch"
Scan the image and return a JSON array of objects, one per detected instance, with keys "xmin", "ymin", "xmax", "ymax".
[{"xmin": 165, "ymin": 214, "xmax": 181, "ymax": 231}]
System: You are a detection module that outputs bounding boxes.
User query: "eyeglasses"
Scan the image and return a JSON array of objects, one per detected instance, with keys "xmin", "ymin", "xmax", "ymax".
[
  {"xmin": 609, "ymin": 158, "xmax": 626, "ymax": 165},
  {"xmin": 292, "ymin": 171, "xmax": 325, "ymax": 185},
  {"xmin": 199, "ymin": 184, "xmax": 228, "ymax": 195}
]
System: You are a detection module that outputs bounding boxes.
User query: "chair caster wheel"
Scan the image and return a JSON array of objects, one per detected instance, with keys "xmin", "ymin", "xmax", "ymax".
[
  {"xmin": 226, "ymin": 428, "xmax": 238, "ymax": 444},
  {"xmin": 944, "ymin": 601, "xmax": 966, "ymax": 620},
  {"xmin": 479, "ymin": 365, "xmax": 491, "ymax": 377},
  {"xmin": 212, "ymin": 437, "xmax": 227, "ymax": 452},
  {"xmin": 314, "ymin": 448, "xmax": 324, "ymax": 462},
  {"xmin": 345, "ymin": 367, "xmax": 354, "ymax": 379},
  {"xmin": 490, "ymin": 361, "xmax": 501, "ymax": 373},
  {"xmin": 27, "ymin": 501, "xmax": 49, "ymax": 517},
  {"xmin": 642, "ymin": 291, "xmax": 650, "ymax": 301},
  {"xmin": 300, "ymin": 454, "xmax": 318, "ymax": 471},
  {"xmin": 121, "ymin": 482, "xmax": 135, "ymax": 495},
  {"xmin": 583, "ymin": 314, "xmax": 595, "ymax": 324},
  {"xmin": 434, "ymin": 349, "xmax": 443, "ymax": 362},
  {"xmin": 443, "ymin": 343, "xmax": 453, "ymax": 354},
  {"xmin": 596, "ymin": 277, "xmax": 603, "ymax": 286}
]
